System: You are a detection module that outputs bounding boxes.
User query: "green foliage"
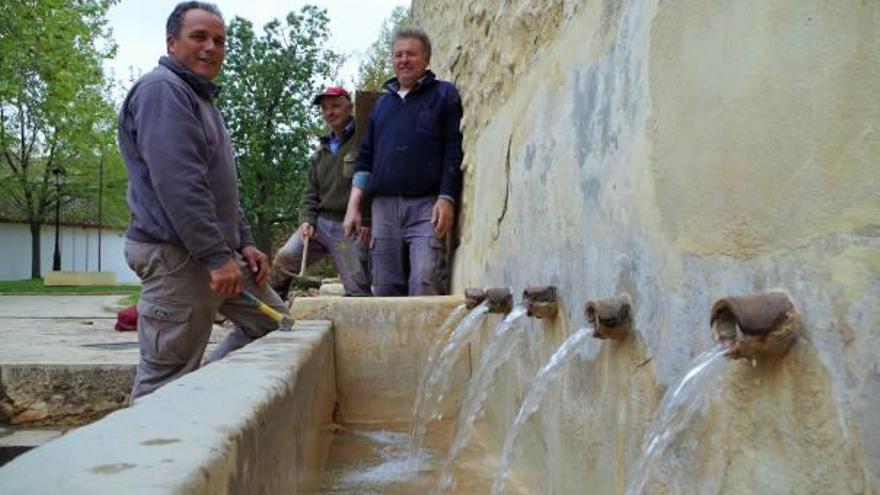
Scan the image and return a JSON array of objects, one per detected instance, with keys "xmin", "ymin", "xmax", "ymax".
[
  {"xmin": 217, "ymin": 6, "xmax": 342, "ymax": 255},
  {"xmin": 0, "ymin": 0, "xmax": 124, "ymax": 276},
  {"xmin": 355, "ymin": 5, "xmax": 410, "ymax": 91}
]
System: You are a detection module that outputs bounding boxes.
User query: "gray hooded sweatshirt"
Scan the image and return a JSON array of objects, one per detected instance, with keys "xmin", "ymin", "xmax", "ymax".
[{"xmin": 118, "ymin": 56, "xmax": 253, "ymax": 269}]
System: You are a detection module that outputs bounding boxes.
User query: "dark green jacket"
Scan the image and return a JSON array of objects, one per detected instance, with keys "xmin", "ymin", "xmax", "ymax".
[{"xmin": 298, "ymin": 123, "xmax": 369, "ymax": 226}]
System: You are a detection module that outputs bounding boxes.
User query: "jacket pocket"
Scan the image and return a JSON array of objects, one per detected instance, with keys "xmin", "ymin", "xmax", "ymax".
[
  {"xmin": 416, "ymin": 110, "xmax": 440, "ymax": 138},
  {"xmin": 343, "ymin": 152, "xmax": 357, "ymax": 178}
]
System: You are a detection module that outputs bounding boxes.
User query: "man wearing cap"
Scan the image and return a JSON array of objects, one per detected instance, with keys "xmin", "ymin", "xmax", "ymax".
[
  {"xmin": 343, "ymin": 27, "xmax": 463, "ymax": 296},
  {"xmin": 270, "ymin": 86, "xmax": 371, "ymax": 298}
]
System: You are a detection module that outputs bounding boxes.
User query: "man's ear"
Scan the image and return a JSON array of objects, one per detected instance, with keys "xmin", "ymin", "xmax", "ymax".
[{"xmin": 166, "ymin": 35, "xmax": 176, "ymax": 56}]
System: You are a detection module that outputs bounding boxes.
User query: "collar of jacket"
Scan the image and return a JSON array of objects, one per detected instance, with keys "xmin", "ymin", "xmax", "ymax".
[
  {"xmin": 382, "ymin": 70, "xmax": 436, "ymax": 96},
  {"xmin": 319, "ymin": 120, "xmax": 355, "ymax": 145},
  {"xmin": 159, "ymin": 56, "xmax": 221, "ymax": 100}
]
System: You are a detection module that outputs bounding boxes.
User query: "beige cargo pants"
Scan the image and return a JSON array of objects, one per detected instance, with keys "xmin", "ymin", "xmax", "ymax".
[{"xmin": 125, "ymin": 240, "xmax": 287, "ymax": 401}]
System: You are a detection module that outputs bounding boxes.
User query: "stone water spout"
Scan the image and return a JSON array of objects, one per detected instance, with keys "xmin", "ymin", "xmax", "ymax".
[
  {"xmin": 522, "ymin": 286, "xmax": 559, "ymax": 318},
  {"xmin": 465, "ymin": 287, "xmax": 513, "ymax": 313},
  {"xmin": 585, "ymin": 294, "xmax": 633, "ymax": 340},
  {"xmin": 710, "ymin": 291, "xmax": 800, "ymax": 359}
]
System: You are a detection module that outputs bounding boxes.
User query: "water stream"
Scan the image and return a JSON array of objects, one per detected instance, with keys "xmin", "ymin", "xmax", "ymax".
[
  {"xmin": 317, "ymin": 421, "xmax": 528, "ymax": 495},
  {"xmin": 490, "ymin": 326, "xmax": 595, "ymax": 495},
  {"xmin": 407, "ymin": 302, "xmax": 489, "ymax": 470},
  {"xmin": 436, "ymin": 304, "xmax": 531, "ymax": 494},
  {"xmin": 625, "ymin": 345, "xmax": 730, "ymax": 495}
]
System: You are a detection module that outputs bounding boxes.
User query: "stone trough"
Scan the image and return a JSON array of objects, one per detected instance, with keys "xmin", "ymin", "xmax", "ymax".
[{"xmin": 0, "ymin": 297, "xmax": 469, "ymax": 494}]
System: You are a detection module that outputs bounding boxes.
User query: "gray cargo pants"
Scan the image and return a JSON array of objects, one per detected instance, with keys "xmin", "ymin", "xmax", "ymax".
[
  {"xmin": 124, "ymin": 240, "xmax": 287, "ymax": 401},
  {"xmin": 370, "ymin": 195, "xmax": 448, "ymax": 296},
  {"xmin": 270, "ymin": 217, "xmax": 371, "ymax": 296}
]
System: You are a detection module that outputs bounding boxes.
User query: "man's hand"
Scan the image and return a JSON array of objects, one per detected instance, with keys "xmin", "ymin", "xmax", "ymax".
[
  {"xmin": 241, "ymin": 245, "xmax": 270, "ymax": 286},
  {"xmin": 344, "ymin": 208, "xmax": 362, "ymax": 239},
  {"xmin": 298, "ymin": 222, "xmax": 315, "ymax": 239},
  {"xmin": 431, "ymin": 197, "xmax": 455, "ymax": 238},
  {"xmin": 209, "ymin": 259, "xmax": 242, "ymax": 298},
  {"xmin": 358, "ymin": 226, "xmax": 371, "ymax": 244},
  {"xmin": 343, "ymin": 187, "xmax": 365, "ymax": 238}
]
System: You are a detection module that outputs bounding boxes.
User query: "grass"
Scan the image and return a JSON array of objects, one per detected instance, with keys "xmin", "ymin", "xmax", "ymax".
[
  {"xmin": 0, "ymin": 278, "xmax": 141, "ymax": 295},
  {"xmin": 117, "ymin": 293, "xmax": 140, "ymax": 306}
]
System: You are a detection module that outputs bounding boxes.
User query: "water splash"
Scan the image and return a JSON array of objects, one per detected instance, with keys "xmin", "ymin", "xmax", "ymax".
[
  {"xmin": 408, "ymin": 302, "xmax": 488, "ymax": 469},
  {"xmin": 490, "ymin": 326, "xmax": 595, "ymax": 495},
  {"xmin": 625, "ymin": 345, "xmax": 730, "ymax": 495},
  {"xmin": 335, "ymin": 428, "xmax": 421, "ymax": 489},
  {"xmin": 436, "ymin": 304, "xmax": 531, "ymax": 494}
]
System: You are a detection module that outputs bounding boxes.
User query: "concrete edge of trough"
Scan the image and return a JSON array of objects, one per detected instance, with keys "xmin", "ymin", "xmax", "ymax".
[{"xmin": 0, "ymin": 321, "xmax": 336, "ymax": 495}]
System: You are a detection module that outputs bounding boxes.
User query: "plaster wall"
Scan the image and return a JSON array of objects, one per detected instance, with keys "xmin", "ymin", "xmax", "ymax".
[
  {"xmin": 292, "ymin": 296, "xmax": 469, "ymax": 424},
  {"xmin": 413, "ymin": 0, "xmax": 878, "ymax": 492}
]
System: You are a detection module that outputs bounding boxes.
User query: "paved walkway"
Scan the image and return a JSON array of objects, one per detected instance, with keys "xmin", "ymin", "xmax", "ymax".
[{"xmin": 0, "ymin": 295, "xmax": 230, "ymax": 365}]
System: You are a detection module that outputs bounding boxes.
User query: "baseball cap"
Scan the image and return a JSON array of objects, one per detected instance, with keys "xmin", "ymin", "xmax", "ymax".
[{"xmin": 312, "ymin": 86, "xmax": 351, "ymax": 105}]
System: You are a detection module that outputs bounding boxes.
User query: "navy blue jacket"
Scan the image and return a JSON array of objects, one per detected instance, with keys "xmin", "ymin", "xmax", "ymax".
[{"xmin": 355, "ymin": 71, "xmax": 463, "ymax": 201}]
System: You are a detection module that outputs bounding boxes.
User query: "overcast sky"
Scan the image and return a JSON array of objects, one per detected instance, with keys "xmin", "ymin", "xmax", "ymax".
[{"xmin": 105, "ymin": 0, "xmax": 409, "ymax": 87}]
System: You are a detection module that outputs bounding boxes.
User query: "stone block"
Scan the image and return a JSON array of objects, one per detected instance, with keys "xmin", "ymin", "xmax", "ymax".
[
  {"xmin": 0, "ymin": 323, "xmax": 336, "ymax": 495},
  {"xmin": 44, "ymin": 271, "xmax": 117, "ymax": 286}
]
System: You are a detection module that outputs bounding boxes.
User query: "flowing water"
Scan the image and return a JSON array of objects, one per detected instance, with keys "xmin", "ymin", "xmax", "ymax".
[
  {"xmin": 408, "ymin": 302, "xmax": 490, "ymax": 469},
  {"xmin": 436, "ymin": 304, "xmax": 531, "ymax": 494},
  {"xmin": 625, "ymin": 345, "xmax": 730, "ymax": 495},
  {"xmin": 317, "ymin": 422, "xmax": 528, "ymax": 494},
  {"xmin": 490, "ymin": 326, "xmax": 595, "ymax": 495}
]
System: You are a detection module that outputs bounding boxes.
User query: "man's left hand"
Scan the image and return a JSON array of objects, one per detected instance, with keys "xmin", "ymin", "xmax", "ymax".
[
  {"xmin": 358, "ymin": 226, "xmax": 371, "ymax": 244},
  {"xmin": 241, "ymin": 245, "xmax": 270, "ymax": 285},
  {"xmin": 431, "ymin": 198, "xmax": 455, "ymax": 238}
]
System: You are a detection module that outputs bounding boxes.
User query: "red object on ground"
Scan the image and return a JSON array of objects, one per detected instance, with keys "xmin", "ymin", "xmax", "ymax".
[{"xmin": 115, "ymin": 305, "xmax": 138, "ymax": 331}]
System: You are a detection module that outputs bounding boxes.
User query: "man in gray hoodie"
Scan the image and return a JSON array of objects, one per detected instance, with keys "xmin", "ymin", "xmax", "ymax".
[{"xmin": 117, "ymin": 1, "xmax": 286, "ymax": 400}]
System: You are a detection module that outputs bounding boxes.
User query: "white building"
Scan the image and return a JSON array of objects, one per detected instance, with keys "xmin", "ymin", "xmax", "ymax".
[{"xmin": 0, "ymin": 221, "xmax": 139, "ymax": 284}]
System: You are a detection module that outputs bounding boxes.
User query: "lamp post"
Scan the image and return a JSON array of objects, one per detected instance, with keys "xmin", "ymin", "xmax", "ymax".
[
  {"xmin": 97, "ymin": 153, "xmax": 105, "ymax": 272},
  {"xmin": 51, "ymin": 167, "xmax": 64, "ymax": 272}
]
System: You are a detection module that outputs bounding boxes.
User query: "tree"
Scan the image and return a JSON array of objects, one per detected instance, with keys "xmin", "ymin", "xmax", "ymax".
[
  {"xmin": 355, "ymin": 5, "xmax": 410, "ymax": 91},
  {"xmin": 0, "ymin": 0, "xmax": 119, "ymax": 277},
  {"xmin": 218, "ymin": 6, "xmax": 342, "ymax": 255}
]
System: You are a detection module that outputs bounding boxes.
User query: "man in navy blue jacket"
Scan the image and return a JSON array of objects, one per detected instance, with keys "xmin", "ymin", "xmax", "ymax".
[{"xmin": 343, "ymin": 27, "xmax": 463, "ymax": 296}]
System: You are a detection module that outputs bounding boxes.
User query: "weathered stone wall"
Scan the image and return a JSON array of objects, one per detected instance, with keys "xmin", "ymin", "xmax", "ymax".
[
  {"xmin": 292, "ymin": 296, "xmax": 469, "ymax": 424},
  {"xmin": 413, "ymin": 0, "xmax": 878, "ymax": 492}
]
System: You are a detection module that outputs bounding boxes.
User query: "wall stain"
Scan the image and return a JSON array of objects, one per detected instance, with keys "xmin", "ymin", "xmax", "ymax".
[
  {"xmin": 141, "ymin": 438, "xmax": 181, "ymax": 446},
  {"xmin": 494, "ymin": 133, "xmax": 514, "ymax": 241},
  {"xmin": 90, "ymin": 463, "xmax": 136, "ymax": 474}
]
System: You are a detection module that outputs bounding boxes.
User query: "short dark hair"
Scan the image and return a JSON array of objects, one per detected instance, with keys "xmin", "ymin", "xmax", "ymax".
[
  {"xmin": 166, "ymin": 1, "xmax": 224, "ymax": 38},
  {"xmin": 391, "ymin": 27, "xmax": 432, "ymax": 59}
]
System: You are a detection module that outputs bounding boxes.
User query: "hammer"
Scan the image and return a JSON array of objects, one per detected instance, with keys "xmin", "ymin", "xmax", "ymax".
[
  {"xmin": 292, "ymin": 236, "xmax": 323, "ymax": 289},
  {"xmin": 238, "ymin": 290, "xmax": 295, "ymax": 331}
]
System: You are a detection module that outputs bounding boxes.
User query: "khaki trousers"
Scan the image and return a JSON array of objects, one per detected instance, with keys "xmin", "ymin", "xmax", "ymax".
[
  {"xmin": 124, "ymin": 240, "xmax": 286, "ymax": 401},
  {"xmin": 271, "ymin": 217, "xmax": 370, "ymax": 296}
]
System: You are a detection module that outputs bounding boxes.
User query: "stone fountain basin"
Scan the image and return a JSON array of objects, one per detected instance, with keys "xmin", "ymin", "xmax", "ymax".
[{"xmin": 0, "ymin": 296, "xmax": 469, "ymax": 494}]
